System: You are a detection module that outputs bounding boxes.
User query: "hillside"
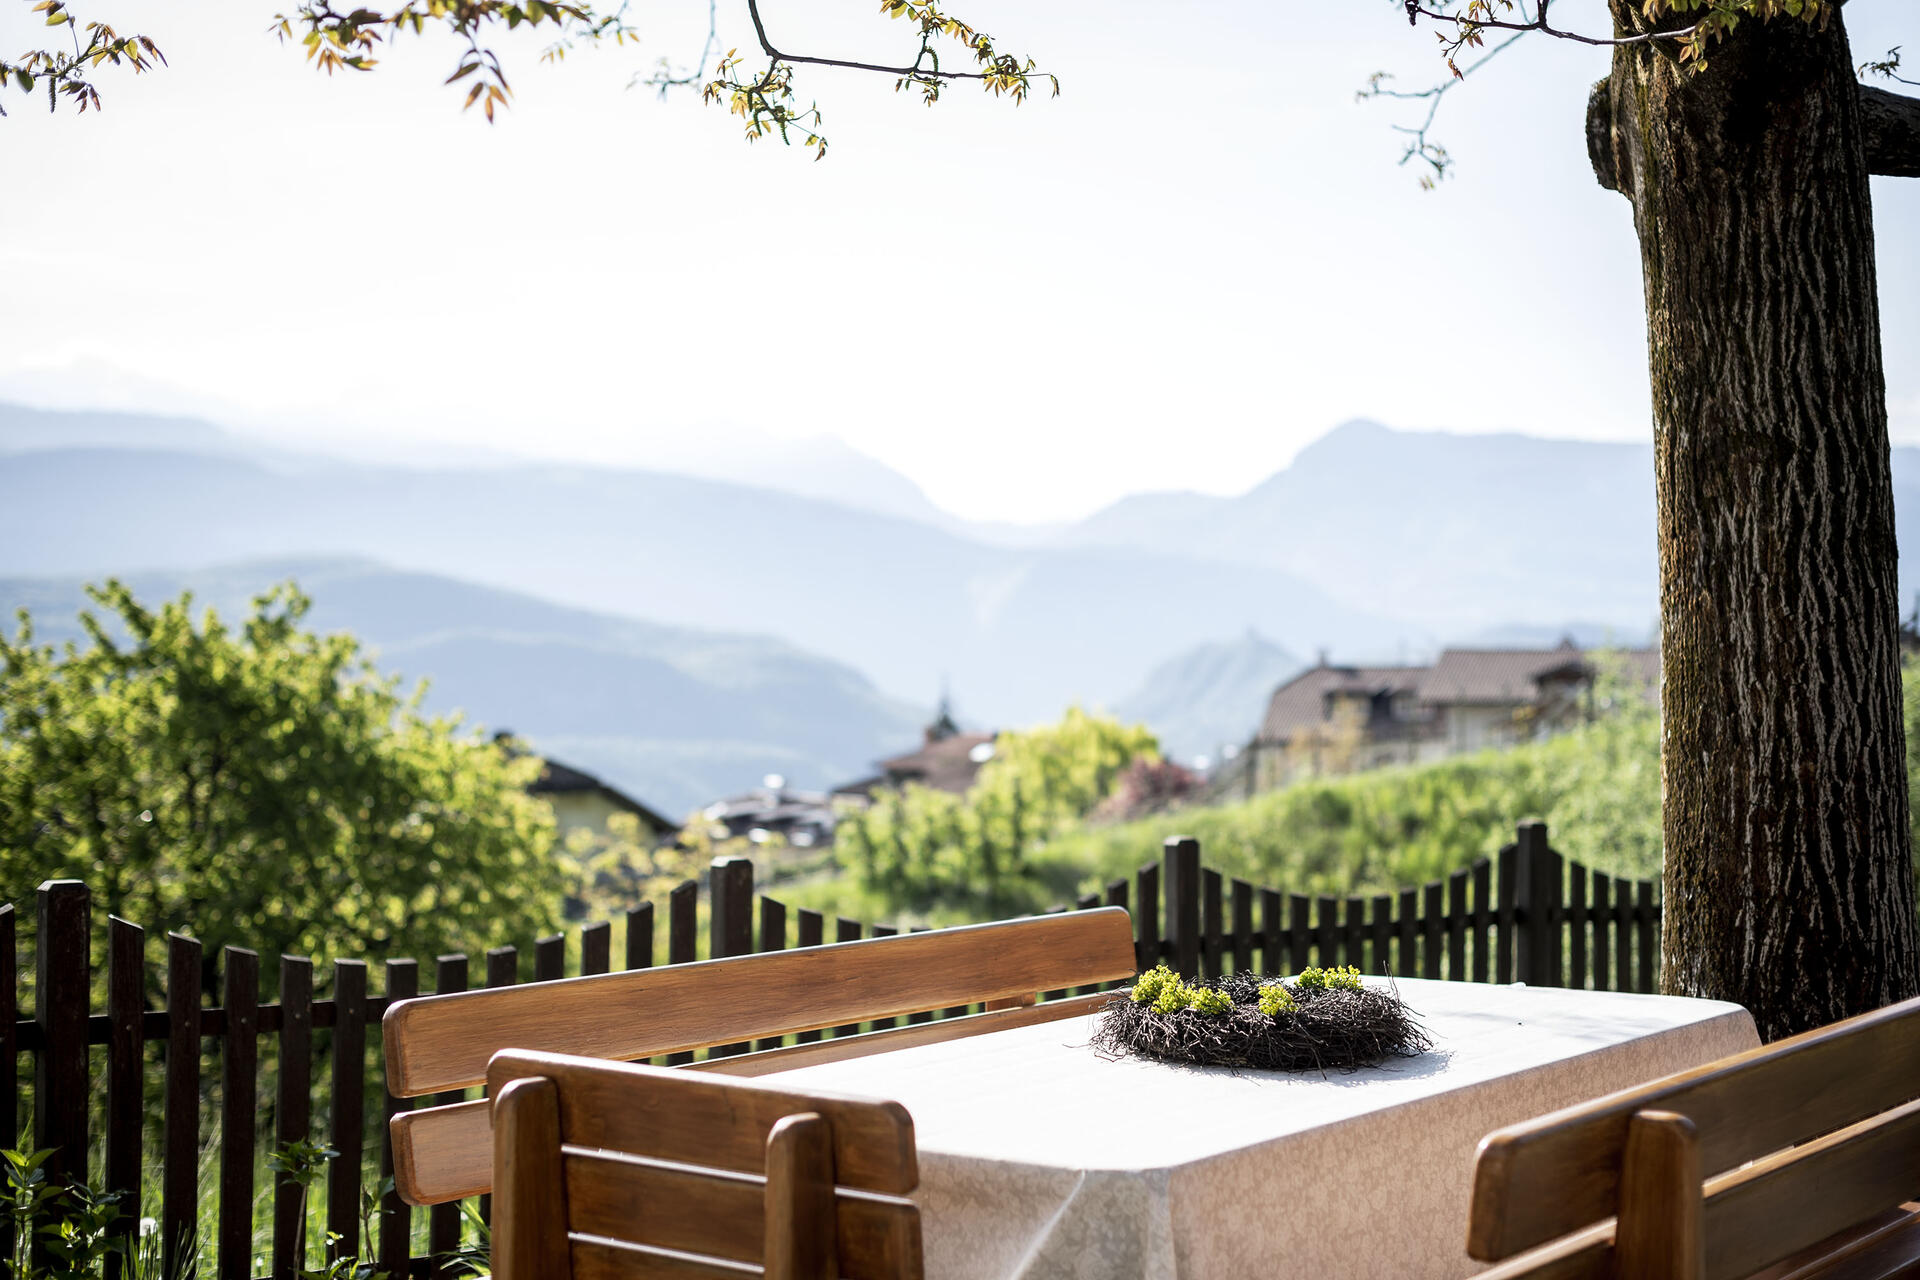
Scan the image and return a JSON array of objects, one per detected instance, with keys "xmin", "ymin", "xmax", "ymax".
[
  {"xmin": 0, "ymin": 560, "xmax": 925, "ymax": 816},
  {"xmin": 1114, "ymin": 631, "xmax": 1303, "ymax": 763},
  {"xmin": 0, "ymin": 444, "xmax": 1398, "ymax": 724},
  {"xmin": 1062, "ymin": 420, "xmax": 1920, "ymax": 635}
]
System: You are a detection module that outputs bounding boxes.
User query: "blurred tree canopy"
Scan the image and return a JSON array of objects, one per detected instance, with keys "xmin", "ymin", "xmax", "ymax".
[{"xmin": 0, "ymin": 581, "xmax": 563, "ymax": 968}]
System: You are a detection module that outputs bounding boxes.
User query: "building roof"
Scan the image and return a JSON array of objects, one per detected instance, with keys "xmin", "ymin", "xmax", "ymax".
[
  {"xmin": 1418, "ymin": 642, "xmax": 1589, "ymax": 705},
  {"xmin": 528, "ymin": 757, "xmax": 675, "ymax": 832},
  {"xmin": 1257, "ymin": 665, "xmax": 1427, "ymax": 742},
  {"xmin": 877, "ymin": 731, "xmax": 997, "ymax": 794}
]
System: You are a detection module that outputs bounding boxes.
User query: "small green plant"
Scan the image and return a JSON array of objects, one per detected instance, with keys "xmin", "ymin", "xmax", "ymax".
[
  {"xmin": 1131, "ymin": 965, "xmax": 1232, "ymax": 1017},
  {"xmin": 267, "ymin": 1140, "xmax": 394, "ymax": 1280},
  {"xmin": 1129, "ymin": 963, "xmax": 1176, "ymax": 1005},
  {"xmin": 2, "ymin": 1146, "xmax": 160, "ymax": 1280},
  {"xmin": 1257, "ymin": 983, "xmax": 1298, "ymax": 1018},
  {"xmin": 1293, "ymin": 965, "xmax": 1364, "ymax": 996}
]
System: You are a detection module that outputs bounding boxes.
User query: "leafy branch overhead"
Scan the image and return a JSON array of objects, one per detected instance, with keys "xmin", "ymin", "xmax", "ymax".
[
  {"xmin": 1, "ymin": 0, "xmax": 1053, "ymax": 154},
  {"xmin": 0, "ymin": 0, "xmax": 162, "ymax": 117},
  {"xmin": 1362, "ymin": 0, "xmax": 1899, "ymax": 186}
]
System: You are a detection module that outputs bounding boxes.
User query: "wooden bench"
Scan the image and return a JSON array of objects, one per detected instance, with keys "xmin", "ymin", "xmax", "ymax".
[
  {"xmin": 1467, "ymin": 992, "xmax": 1920, "ymax": 1279},
  {"xmin": 491, "ymin": 1049, "xmax": 922, "ymax": 1279},
  {"xmin": 386, "ymin": 907, "xmax": 1137, "ymax": 1206}
]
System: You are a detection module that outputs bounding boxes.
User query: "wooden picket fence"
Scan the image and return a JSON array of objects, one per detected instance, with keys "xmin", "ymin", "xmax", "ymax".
[{"xmin": 1, "ymin": 819, "xmax": 1659, "ymax": 1279}]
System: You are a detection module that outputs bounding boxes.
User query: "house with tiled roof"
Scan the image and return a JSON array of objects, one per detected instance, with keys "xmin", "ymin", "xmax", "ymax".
[{"xmin": 1243, "ymin": 640, "xmax": 1657, "ymax": 787}]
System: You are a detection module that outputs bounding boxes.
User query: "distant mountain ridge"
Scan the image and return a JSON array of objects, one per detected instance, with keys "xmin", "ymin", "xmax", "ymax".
[
  {"xmin": 1114, "ymin": 631, "xmax": 1303, "ymax": 764},
  {"xmin": 1059, "ymin": 420, "xmax": 1920, "ymax": 635},
  {"xmin": 0, "ymin": 559, "xmax": 926, "ymax": 817},
  {"xmin": 0, "ymin": 441, "xmax": 1399, "ymax": 725}
]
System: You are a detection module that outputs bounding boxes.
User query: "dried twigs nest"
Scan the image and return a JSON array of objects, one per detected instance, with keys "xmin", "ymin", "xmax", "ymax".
[{"xmin": 1091, "ymin": 964, "xmax": 1432, "ymax": 1073}]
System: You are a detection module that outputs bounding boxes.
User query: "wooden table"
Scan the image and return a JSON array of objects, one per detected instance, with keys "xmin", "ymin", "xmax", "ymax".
[{"xmin": 762, "ymin": 978, "xmax": 1759, "ymax": 1279}]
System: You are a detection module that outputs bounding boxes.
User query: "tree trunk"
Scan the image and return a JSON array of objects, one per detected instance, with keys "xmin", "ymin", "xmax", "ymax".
[{"xmin": 1593, "ymin": 7, "xmax": 1918, "ymax": 1040}]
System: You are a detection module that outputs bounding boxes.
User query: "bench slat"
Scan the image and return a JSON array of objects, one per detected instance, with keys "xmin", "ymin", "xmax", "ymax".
[
  {"xmin": 390, "ymin": 991, "xmax": 1108, "ymax": 1205},
  {"xmin": 1471, "ymin": 994, "xmax": 1919, "ymax": 1261},
  {"xmin": 384, "ymin": 909, "xmax": 1136, "ymax": 1098}
]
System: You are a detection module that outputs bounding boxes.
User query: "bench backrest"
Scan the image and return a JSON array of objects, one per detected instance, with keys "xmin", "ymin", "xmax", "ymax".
[
  {"xmin": 491, "ymin": 1049, "xmax": 922, "ymax": 1280},
  {"xmin": 387, "ymin": 907, "xmax": 1136, "ymax": 1205},
  {"xmin": 1468, "ymin": 992, "xmax": 1920, "ymax": 1279}
]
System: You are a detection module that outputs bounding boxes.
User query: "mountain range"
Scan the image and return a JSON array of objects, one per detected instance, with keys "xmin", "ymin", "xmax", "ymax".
[{"xmin": 10, "ymin": 400, "xmax": 1919, "ymax": 798}]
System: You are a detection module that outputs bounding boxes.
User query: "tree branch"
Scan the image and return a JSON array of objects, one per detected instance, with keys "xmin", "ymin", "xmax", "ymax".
[
  {"xmin": 1587, "ymin": 80, "xmax": 1920, "ymax": 193},
  {"xmin": 1862, "ymin": 84, "xmax": 1920, "ymax": 179}
]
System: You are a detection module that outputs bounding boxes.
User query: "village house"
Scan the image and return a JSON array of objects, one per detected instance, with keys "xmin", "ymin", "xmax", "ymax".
[
  {"xmin": 527, "ymin": 754, "xmax": 677, "ymax": 842},
  {"xmin": 1243, "ymin": 640, "xmax": 1658, "ymax": 788}
]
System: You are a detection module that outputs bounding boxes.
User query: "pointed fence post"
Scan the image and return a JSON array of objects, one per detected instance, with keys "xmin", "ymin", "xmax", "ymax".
[
  {"xmin": 35, "ymin": 881, "xmax": 90, "ymax": 1195},
  {"xmin": 1164, "ymin": 837, "xmax": 1201, "ymax": 978},
  {"xmin": 1514, "ymin": 821, "xmax": 1561, "ymax": 987}
]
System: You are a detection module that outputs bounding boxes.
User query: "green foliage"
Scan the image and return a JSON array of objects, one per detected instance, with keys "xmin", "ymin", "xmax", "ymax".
[
  {"xmin": 1293, "ymin": 965, "xmax": 1363, "ymax": 995},
  {"xmin": 3, "ymin": 1147, "xmax": 158, "ymax": 1280},
  {"xmin": 1051, "ymin": 682, "xmax": 1664, "ymax": 899},
  {"xmin": 1129, "ymin": 962, "xmax": 1177, "ymax": 1005},
  {"xmin": 1127, "ymin": 965, "xmax": 1232, "ymax": 1017},
  {"xmin": 0, "ymin": 581, "xmax": 562, "ymax": 968},
  {"xmin": 1257, "ymin": 983, "xmax": 1297, "ymax": 1018},
  {"xmin": 268, "ymin": 1140, "xmax": 397, "ymax": 1280},
  {"xmin": 833, "ymin": 708, "xmax": 1160, "ymax": 917}
]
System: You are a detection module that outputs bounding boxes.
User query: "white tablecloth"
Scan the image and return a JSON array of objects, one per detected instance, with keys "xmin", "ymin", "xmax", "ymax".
[{"xmin": 765, "ymin": 978, "xmax": 1758, "ymax": 1279}]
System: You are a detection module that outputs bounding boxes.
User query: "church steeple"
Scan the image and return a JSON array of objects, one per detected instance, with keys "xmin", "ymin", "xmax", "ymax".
[{"xmin": 925, "ymin": 685, "xmax": 960, "ymax": 745}]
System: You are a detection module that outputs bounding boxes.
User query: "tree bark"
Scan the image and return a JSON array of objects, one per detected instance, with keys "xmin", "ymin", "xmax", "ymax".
[{"xmin": 1592, "ymin": 7, "xmax": 1919, "ymax": 1040}]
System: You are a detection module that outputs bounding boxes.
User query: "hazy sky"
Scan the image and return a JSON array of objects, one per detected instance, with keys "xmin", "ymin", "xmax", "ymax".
[{"xmin": 4, "ymin": 0, "xmax": 1916, "ymax": 522}]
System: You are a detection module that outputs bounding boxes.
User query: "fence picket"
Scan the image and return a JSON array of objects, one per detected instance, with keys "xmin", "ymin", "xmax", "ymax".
[
  {"xmin": 796, "ymin": 910, "xmax": 833, "ymax": 1034},
  {"xmin": 1200, "ymin": 868, "xmax": 1223, "ymax": 980},
  {"xmin": 1636, "ymin": 880, "xmax": 1657, "ymax": 993},
  {"xmin": 1471, "ymin": 857, "xmax": 1492, "ymax": 983},
  {"xmin": 1614, "ymin": 874, "xmax": 1633, "ymax": 993},
  {"xmin": 709, "ymin": 858, "xmax": 754, "ymax": 1054},
  {"xmin": 272, "ymin": 956, "xmax": 314, "ymax": 1280},
  {"xmin": 104, "ymin": 916, "xmax": 145, "ymax": 1279},
  {"xmin": 1344, "ymin": 897, "xmax": 1366, "ymax": 971},
  {"xmin": 1260, "ymin": 888, "xmax": 1283, "ymax": 976},
  {"xmin": 1135, "ymin": 862, "xmax": 1162, "ymax": 972},
  {"xmin": 1316, "ymin": 896, "xmax": 1339, "ymax": 969},
  {"xmin": 327, "ymin": 960, "xmax": 368, "ymax": 1265},
  {"xmin": 1422, "ymin": 881, "xmax": 1443, "ymax": 980},
  {"xmin": 1592, "ymin": 873, "xmax": 1612, "ymax": 991},
  {"xmin": 666, "ymin": 885, "xmax": 696, "ymax": 1063},
  {"xmin": 426, "ymin": 955, "xmax": 468, "ymax": 1276},
  {"xmin": 1496, "ymin": 843, "xmax": 1517, "ymax": 984},
  {"xmin": 217, "ymin": 947, "xmax": 259, "ymax": 1280},
  {"xmin": 1568, "ymin": 863, "xmax": 1589, "ymax": 989},
  {"xmin": 35, "ymin": 880, "xmax": 89, "ymax": 1199},
  {"xmin": 581, "ymin": 921, "xmax": 611, "ymax": 976},
  {"xmin": 1447, "ymin": 870, "xmax": 1468, "ymax": 982},
  {"xmin": 1106, "ymin": 879, "xmax": 1132, "ymax": 989},
  {"xmin": 758, "ymin": 898, "xmax": 789, "ymax": 1049},
  {"xmin": 533, "ymin": 934, "xmax": 566, "ymax": 983},
  {"xmin": 834, "ymin": 919, "xmax": 863, "ymax": 1037},
  {"xmin": 625, "ymin": 903, "xmax": 654, "ymax": 971},
  {"xmin": 163, "ymin": 932, "xmax": 203, "ymax": 1280},
  {"xmin": 378, "ymin": 959, "xmax": 418, "ymax": 1277},
  {"xmin": 1166, "ymin": 838, "xmax": 1201, "ymax": 977},
  {"xmin": 1288, "ymin": 895, "xmax": 1311, "ymax": 973},
  {"xmin": 1370, "ymin": 895, "xmax": 1392, "ymax": 975},
  {"xmin": 1396, "ymin": 888, "xmax": 1417, "ymax": 979},
  {"xmin": 1230, "ymin": 880, "xmax": 1253, "ymax": 974}
]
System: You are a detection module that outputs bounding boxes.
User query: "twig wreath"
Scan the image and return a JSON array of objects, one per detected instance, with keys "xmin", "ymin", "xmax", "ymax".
[{"xmin": 1092, "ymin": 964, "xmax": 1432, "ymax": 1072}]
